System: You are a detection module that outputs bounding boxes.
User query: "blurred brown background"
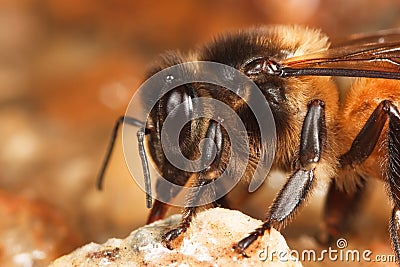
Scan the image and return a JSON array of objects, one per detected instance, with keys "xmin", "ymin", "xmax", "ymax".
[{"xmin": 1, "ymin": 0, "xmax": 400, "ymax": 266}]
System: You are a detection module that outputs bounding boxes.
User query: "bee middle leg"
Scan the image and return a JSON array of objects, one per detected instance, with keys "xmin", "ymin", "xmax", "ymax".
[
  {"xmin": 336, "ymin": 100, "xmax": 400, "ymax": 262},
  {"xmin": 234, "ymin": 99, "xmax": 326, "ymax": 257},
  {"xmin": 388, "ymin": 104, "xmax": 400, "ymax": 264},
  {"xmin": 321, "ymin": 177, "xmax": 367, "ymax": 244}
]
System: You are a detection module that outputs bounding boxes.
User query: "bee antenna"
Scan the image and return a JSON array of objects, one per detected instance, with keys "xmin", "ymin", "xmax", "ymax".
[
  {"xmin": 97, "ymin": 116, "xmax": 125, "ymax": 190},
  {"xmin": 97, "ymin": 116, "xmax": 145, "ymax": 190},
  {"xmin": 137, "ymin": 127, "xmax": 153, "ymax": 208}
]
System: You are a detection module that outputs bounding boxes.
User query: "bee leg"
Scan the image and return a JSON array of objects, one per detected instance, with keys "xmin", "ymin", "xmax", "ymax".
[
  {"xmin": 339, "ymin": 100, "xmax": 389, "ymax": 167},
  {"xmin": 97, "ymin": 116, "xmax": 145, "ymax": 190},
  {"xmin": 162, "ymin": 176, "xmax": 216, "ymax": 249},
  {"xmin": 234, "ymin": 99, "xmax": 326, "ymax": 257},
  {"xmin": 331, "ymin": 100, "xmax": 390, "ymax": 244},
  {"xmin": 162, "ymin": 119, "xmax": 224, "ymax": 249},
  {"xmin": 386, "ymin": 103, "xmax": 400, "ymax": 263},
  {"xmin": 321, "ymin": 177, "xmax": 367, "ymax": 245},
  {"xmin": 337, "ymin": 100, "xmax": 400, "ymax": 262},
  {"xmin": 234, "ymin": 169, "xmax": 315, "ymax": 257}
]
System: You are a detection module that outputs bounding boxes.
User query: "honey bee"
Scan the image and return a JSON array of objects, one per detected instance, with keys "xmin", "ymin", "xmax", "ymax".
[{"xmin": 97, "ymin": 25, "xmax": 400, "ymax": 262}]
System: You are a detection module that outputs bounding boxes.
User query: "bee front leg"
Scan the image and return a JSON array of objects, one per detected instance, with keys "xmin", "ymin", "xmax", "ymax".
[
  {"xmin": 234, "ymin": 99, "xmax": 326, "ymax": 257},
  {"xmin": 162, "ymin": 119, "xmax": 224, "ymax": 249},
  {"xmin": 162, "ymin": 176, "xmax": 215, "ymax": 249}
]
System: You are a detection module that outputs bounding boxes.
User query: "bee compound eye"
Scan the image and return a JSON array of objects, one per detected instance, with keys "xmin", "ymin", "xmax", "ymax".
[{"xmin": 243, "ymin": 58, "xmax": 268, "ymax": 76}]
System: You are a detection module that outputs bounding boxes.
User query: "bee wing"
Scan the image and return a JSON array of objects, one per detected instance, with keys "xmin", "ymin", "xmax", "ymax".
[
  {"xmin": 331, "ymin": 28, "xmax": 400, "ymax": 47},
  {"xmin": 280, "ymin": 40, "xmax": 400, "ymax": 79}
]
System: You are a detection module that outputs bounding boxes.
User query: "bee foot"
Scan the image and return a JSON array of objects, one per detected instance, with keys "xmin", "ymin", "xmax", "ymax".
[
  {"xmin": 232, "ymin": 243, "xmax": 250, "ymax": 258},
  {"xmin": 162, "ymin": 227, "xmax": 184, "ymax": 250},
  {"xmin": 233, "ymin": 223, "xmax": 271, "ymax": 257}
]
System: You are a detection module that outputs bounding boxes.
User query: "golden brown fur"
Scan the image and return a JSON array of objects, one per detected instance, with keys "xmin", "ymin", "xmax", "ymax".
[{"xmin": 336, "ymin": 78, "xmax": 400, "ymax": 191}]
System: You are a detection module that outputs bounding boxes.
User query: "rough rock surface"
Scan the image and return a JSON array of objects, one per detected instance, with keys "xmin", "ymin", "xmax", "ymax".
[{"xmin": 51, "ymin": 208, "xmax": 302, "ymax": 266}]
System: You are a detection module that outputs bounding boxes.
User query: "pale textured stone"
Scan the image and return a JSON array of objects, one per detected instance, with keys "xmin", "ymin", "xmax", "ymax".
[{"xmin": 50, "ymin": 208, "xmax": 302, "ymax": 266}]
